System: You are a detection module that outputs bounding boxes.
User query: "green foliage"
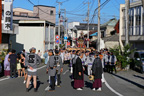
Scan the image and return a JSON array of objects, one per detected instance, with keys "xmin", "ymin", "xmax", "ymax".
[
  {"xmin": 110, "ymin": 44, "xmax": 135, "ymax": 69},
  {"xmin": 59, "ymin": 44, "xmax": 65, "ymax": 49},
  {"xmin": 0, "ymin": 49, "xmax": 8, "ymax": 63},
  {"xmin": 41, "ymin": 58, "xmax": 45, "ymax": 64}
]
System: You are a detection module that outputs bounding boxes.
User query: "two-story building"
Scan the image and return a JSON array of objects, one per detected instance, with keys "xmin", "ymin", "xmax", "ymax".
[
  {"xmin": 120, "ymin": 0, "xmax": 144, "ymax": 50},
  {"xmin": 10, "ymin": 5, "xmax": 56, "ymax": 56}
]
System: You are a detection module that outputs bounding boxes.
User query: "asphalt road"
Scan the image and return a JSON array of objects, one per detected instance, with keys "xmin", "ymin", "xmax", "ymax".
[{"xmin": 0, "ymin": 65, "xmax": 144, "ymax": 96}]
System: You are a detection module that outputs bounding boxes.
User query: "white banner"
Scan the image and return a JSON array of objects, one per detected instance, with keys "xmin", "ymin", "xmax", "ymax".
[{"xmin": 4, "ymin": 0, "xmax": 13, "ymax": 30}]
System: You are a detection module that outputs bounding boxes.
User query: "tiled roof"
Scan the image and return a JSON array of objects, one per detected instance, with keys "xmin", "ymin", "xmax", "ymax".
[
  {"xmin": 75, "ymin": 25, "xmax": 97, "ymax": 30},
  {"xmin": 101, "ymin": 18, "xmax": 118, "ymax": 28},
  {"xmin": 102, "ymin": 34, "xmax": 119, "ymax": 42}
]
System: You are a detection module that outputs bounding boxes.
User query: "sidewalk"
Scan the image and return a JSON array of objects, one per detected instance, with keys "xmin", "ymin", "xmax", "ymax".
[
  {"xmin": 115, "ymin": 69, "xmax": 144, "ymax": 87},
  {"xmin": 104, "ymin": 70, "xmax": 144, "ymax": 96}
]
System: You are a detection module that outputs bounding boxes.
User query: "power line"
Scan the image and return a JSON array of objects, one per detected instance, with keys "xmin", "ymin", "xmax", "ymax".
[
  {"xmin": 66, "ymin": 12, "xmax": 86, "ymax": 16},
  {"xmin": 90, "ymin": 0, "xmax": 95, "ymax": 12},
  {"xmin": 67, "ymin": 0, "xmax": 87, "ymax": 12},
  {"xmin": 111, "ymin": 0, "xmax": 119, "ymax": 11},
  {"xmin": 89, "ymin": 0, "xmax": 111, "ymax": 24},
  {"xmin": 90, "ymin": 0, "xmax": 110, "ymax": 23},
  {"xmin": 67, "ymin": 5, "xmax": 87, "ymax": 13},
  {"xmin": 27, "ymin": 0, "xmax": 58, "ymax": 15}
]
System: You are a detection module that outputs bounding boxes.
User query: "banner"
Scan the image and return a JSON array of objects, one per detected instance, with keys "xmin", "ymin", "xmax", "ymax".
[{"xmin": 4, "ymin": 0, "xmax": 13, "ymax": 30}]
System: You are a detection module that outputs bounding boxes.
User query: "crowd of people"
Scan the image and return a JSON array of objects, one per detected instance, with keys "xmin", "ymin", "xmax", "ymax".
[
  {"xmin": 2, "ymin": 47, "xmax": 117, "ymax": 92},
  {"xmin": 44, "ymin": 48, "xmax": 117, "ymax": 91}
]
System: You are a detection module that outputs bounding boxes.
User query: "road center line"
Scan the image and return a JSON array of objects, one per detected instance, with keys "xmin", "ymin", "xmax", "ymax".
[
  {"xmin": 104, "ymin": 74, "xmax": 123, "ymax": 96},
  {"xmin": 0, "ymin": 77, "xmax": 9, "ymax": 82},
  {"xmin": 37, "ymin": 65, "xmax": 46, "ymax": 70},
  {"xmin": 0, "ymin": 65, "xmax": 46, "ymax": 82},
  {"xmin": 63, "ymin": 70, "xmax": 69, "ymax": 75}
]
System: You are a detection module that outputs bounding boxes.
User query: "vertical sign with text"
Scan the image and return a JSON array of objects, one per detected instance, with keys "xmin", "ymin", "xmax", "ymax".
[{"xmin": 4, "ymin": 0, "xmax": 13, "ymax": 30}]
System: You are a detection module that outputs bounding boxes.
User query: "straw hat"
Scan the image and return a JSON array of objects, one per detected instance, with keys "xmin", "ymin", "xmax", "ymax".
[{"xmin": 88, "ymin": 75, "xmax": 94, "ymax": 81}]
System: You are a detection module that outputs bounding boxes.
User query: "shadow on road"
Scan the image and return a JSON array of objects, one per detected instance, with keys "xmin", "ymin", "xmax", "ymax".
[
  {"xmin": 85, "ymin": 81, "xmax": 92, "ymax": 89},
  {"xmin": 112, "ymin": 73, "xmax": 144, "ymax": 89},
  {"xmin": 29, "ymin": 77, "xmax": 44, "ymax": 91},
  {"xmin": 133, "ymin": 75, "xmax": 144, "ymax": 80},
  {"xmin": 71, "ymin": 81, "xmax": 74, "ymax": 89}
]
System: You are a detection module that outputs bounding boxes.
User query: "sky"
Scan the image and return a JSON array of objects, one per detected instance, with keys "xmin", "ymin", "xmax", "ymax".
[{"xmin": 13, "ymin": 0, "xmax": 125, "ymax": 24}]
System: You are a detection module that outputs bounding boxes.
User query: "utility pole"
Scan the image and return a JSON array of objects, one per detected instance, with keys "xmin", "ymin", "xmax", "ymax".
[
  {"xmin": 125, "ymin": 0, "xmax": 130, "ymax": 45},
  {"xmin": 61, "ymin": 9, "xmax": 67, "ymax": 48},
  {"xmin": 0, "ymin": 0, "xmax": 2, "ymax": 44},
  {"xmin": 65, "ymin": 17, "xmax": 68, "ymax": 48},
  {"xmin": 84, "ymin": 0, "xmax": 90, "ymax": 48},
  {"xmin": 57, "ymin": 2, "xmax": 61, "ymax": 50},
  {"xmin": 56, "ymin": 0, "xmax": 68, "ymax": 49},
  {"xmin": 97, "ymin": 0, "xmax": 101, "ymax": 51}
]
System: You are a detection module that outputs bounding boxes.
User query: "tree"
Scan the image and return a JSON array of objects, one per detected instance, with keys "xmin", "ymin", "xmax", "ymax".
[{"xmin": 110, "ymin": 44, "xmax": 135, "ymax": 69}]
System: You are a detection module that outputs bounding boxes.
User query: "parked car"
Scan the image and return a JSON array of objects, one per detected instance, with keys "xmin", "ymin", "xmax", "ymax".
[{"xmin": 133, "ymin": 51, "xmax": 144, "ymax": 73}]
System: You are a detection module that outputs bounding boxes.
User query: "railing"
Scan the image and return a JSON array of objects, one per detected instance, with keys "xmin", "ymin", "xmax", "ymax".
[{"xmin": 130, "ymin": 0, "xmax": 141, "ymax": 3}]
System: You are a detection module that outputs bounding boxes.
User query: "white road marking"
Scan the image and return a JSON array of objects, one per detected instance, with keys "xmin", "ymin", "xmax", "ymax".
[
  {"xmin": 63, "ymin": 70, "xmax": 69, "ymax": 75},
  {"xmin": 0, "ymin": 65, "xmax": 46, "ymax": 82},
  {"xmin": 104, "ymin": 74, "xmax": 123, "ymax": 96},
  {"xmin": 45, "ymin": 86, "xmax": 50, "ymax": 91},
  {"xmin": 0, "ymin": 77, "xmax": 9, "ymax": 82},
  {"xmin": 37, "ymin": 65, "xmax": 46, "ymax": 70}
]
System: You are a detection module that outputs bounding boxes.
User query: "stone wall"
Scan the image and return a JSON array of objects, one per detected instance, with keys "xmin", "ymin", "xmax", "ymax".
[{"xmin": 105, "ymin": 41, "xmax": 119, "ymax": 49}]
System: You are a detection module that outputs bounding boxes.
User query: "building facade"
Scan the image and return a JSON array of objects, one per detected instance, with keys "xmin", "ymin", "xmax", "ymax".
[
  {"xmin": 120, "ymin": 0, "xmax": 144, "ymax": 50},
  {"xmin": 33, "ymin": 5, "xmax": 56, "ymax": 24},
  {"xmin": 1, "ymin": 0, "xmax": 18, "ymax": 50},
  {"xmin": 9, "ymin": 20, "xmax": 55, "ymax": 57},
  {"xmin": 1, "ymin": 2, "xmax": 56, "ymax": 54}
]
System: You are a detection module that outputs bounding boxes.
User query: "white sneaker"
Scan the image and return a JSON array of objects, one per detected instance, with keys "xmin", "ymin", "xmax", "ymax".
[
  {"xmin": 55, "ymin": 81, "xmax": 57, "ymax": 85},
  {"xmin": 71, "ymin": 79, "xmax": 74, "ymax": 81},
  {"xmin": 76, "ymin": 88, "xmax": 83, "ymax": 91},
  {"xmin": 23, "ymin": 80, "xmax": 26, "ymax": 84},
  {"xmin": 97, "ymin": 88, "xmax": 102, "ymax": 91},
  {"xmin": 29, "ymin": 81, "xmax": 31, "ymax": 85},
  {"xmin": 102, "ymin": 79, "xmax": 105, "ymax": 83},
  {"xmin": 92, "ymin": 88, "xmax": 96, "ymax": 91}
]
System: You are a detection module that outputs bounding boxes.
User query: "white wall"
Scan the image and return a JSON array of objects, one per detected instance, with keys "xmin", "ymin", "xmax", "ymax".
[
  {"xmin": 105, "ymin": 41, "xmax": 119, "ymax": 49},
  {"xmin": 68, "ymin": 22, "xmax": 80, "ymax": 29},
  {"xmin": 77, "ymin": 30, "xmax": 88, "ymax": 38},
  {"xmin": 16, "ymin": 26, "xmax": 45, "ymax": 57},
  {"xmin": 68, "ymin": 22, "xmax": 80, "ymax": 37}
]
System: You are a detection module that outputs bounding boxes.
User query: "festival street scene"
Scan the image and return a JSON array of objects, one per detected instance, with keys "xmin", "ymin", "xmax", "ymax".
[{"xmin": 0, "ymin": 0, "xmax": 144, "ymax": 96}]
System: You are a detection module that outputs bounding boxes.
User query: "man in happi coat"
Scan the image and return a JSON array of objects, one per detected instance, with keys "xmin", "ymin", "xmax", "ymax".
[
  {"xmin": 73, "ymin": 50, "xmax": 84, "ymax": 91},
  {"xmin": 92, "ymin": 53, "xmax": 103, "ymax": 91}
]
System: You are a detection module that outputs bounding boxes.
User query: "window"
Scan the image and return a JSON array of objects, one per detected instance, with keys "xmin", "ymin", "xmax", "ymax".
[
  {"xmin": 20, "ymin": 12, "xmax": 28, "ymax": 16},
  {"xmin": 129, "ymin": 8, "xmax": 134, "ymax": 35},
  {"xmin": 50, "ymin": 10, "xmax": 54, "ymax": 15},
  {"xmin": 135, "ymin": 6, "xmax": 141, "ymax": 35}
]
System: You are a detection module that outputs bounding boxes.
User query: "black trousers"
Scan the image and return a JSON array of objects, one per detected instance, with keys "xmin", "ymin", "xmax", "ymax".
[
  {"xmin": 50, "ymin": 76, "xmax": 55, "ymax": 90},
  {"xmin": 10, "ymin": 63, "xmax": 16, "ymax": 77},
  {"xmin": 84, "ymin": 65, "xmax": 88, "ymax": 75},
  {"xmin": 57, "ymin": 74, "xmax": 61, "ymax": 85},
  {"xmin": 110, "ymin": 65, "xmax": 116, "ymax": 73},
  {"xmin": 105, "ymin": 63, "xmax": 110, "ymax": 73}
]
